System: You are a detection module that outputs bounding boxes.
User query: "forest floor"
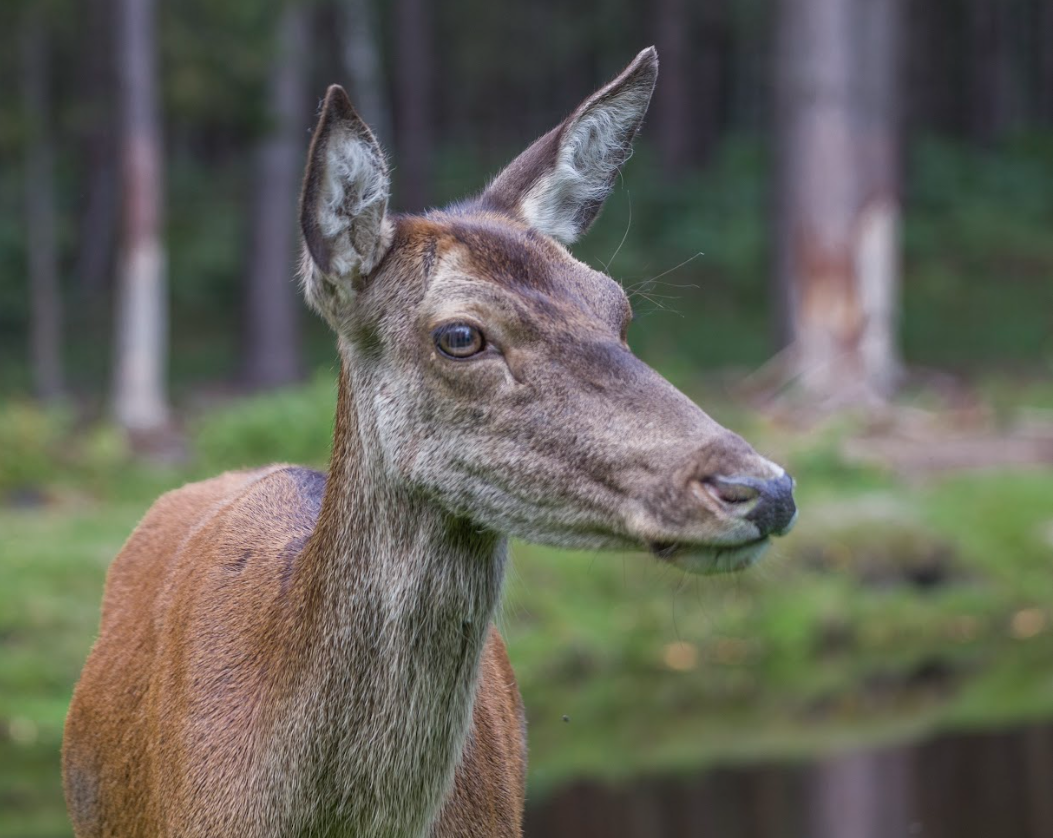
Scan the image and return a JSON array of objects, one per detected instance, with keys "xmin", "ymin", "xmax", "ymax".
[{"xmin": 2, "ymin": 372, "xmax": 1053, "ymax": 835}]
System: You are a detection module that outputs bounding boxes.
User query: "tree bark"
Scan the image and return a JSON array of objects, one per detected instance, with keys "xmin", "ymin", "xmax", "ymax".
[
  {"xmin": 22, "ymin": 7, "xmax": 64, "ymax": 404},
  {"xmin": 852, "ymin": 0, "xmax": 904, "ymax": 396},
  {"xmin": 112, "ymin": 0, "xmax": 169, "ymax": 432},
  {"xmin": 655, "ymin": 0, "xmax": 691, "ymax": 176},
  {"xmin": 74, "ymin": 0, "xmax": 118, "ymax": 306},
  {"xmin": 394, "ymin": 0, "xmax": 432, "ymax": 211},
  {"xmin": 773, "ymin": 0, "xmax": 902, "ymax": 409},
  {"xmin": 242, "ymin": 1, "xmax": 310, "ymax": 391},
  {"xmin": 342, "ymin": 0, "xmax": 391, "ymax": 148}
]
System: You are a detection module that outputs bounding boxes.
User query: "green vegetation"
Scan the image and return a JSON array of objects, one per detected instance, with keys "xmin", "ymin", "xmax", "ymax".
[{"xmin": 3, "ymin": 374, "xmax": 1053, "ymax": 835}]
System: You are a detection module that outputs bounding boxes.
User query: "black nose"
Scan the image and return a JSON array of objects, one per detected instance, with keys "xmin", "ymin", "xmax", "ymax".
[{"xmin": 708, "ymin": 473, "xmax": 797, "ymax": 537}]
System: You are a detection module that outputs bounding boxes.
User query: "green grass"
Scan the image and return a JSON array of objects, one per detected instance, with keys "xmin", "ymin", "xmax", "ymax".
[
  {"xmin": 0, "ymin": 505, "xmax": 145, "ymax": 838},
  {"xmin": 3, "ymin": 376, "xmax": 1053, "ymax": 834}
]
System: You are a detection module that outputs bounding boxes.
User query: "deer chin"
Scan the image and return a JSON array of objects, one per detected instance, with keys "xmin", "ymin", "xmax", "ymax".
[{"xmin": 649, "ymin": 537, "xmax": 772, "ymax": 576}]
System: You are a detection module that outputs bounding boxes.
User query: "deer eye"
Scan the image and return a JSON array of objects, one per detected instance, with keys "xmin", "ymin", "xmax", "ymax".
[{"xmin": 434, "ymin": 323, "xmax": 485, "ymax": 359}]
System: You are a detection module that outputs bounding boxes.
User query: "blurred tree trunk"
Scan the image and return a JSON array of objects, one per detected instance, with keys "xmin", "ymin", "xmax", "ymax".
[
  {"xmin": 394, "ymin": 0, "xmax": 432, "ymax": 210},
  {"xmin": 242, "ymin": 1, "xmax": 309, "ymax": 391},
  {"xmin": 74, "ymin": 0, "xmax": 118, "ymax": 307},
  {"xmin": 693, "ymin": 0, "xmax": 727, "ymax": 167},
  {"xmin": 773, "ymin": 0, "xmax": 902, "ymax": 409},
  {"xmin": 903, "ymin": 0, "xmax": 951, "ymax": 138},
  {"xmin": 657, "ymin": 0, "xmax": 727, "ymax": 175},
  {"xmin": 112, "ymin": 0, "xmax": 169, "ymax": 432},
  {"xmin": 810, "ymin": 749, "xmax": 914, "ymax": 838},
  {"xmin": 852, "ymin": 0, "xmax": 904, "ymax": 397},
  {"xmin": 1023, "ymin": 726, "xmax": 1053, "ymax": 837},
  {"xmin": 341, "ymin": 0, "xmax": 391, "ymax": 147},
  {"xmin": 655, "ymin": 0, "xmax": 690, "ymax": 176},
  {"xmin": 22, "ymin": 7, "xmax": 64, "ymax": 403},
  {"xmin": 771, "ymin": 0, "xmax": 806, "ymax": 349},
  {"xmin": 968, "ymin": 0, "xmax": 1016, "ymax": 146},
  {"xmin": 1040, "ymin": 0, "xmax": 1053, "ymax": 125}
]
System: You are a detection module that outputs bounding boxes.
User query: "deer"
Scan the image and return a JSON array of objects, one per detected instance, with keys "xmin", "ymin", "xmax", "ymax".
[{"xmin": 62, "ymin": 47, "xmax": 797, "ymax": 838}]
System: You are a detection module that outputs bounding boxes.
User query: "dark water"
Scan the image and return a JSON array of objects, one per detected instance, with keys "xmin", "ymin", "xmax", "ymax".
[{"xmin": 524, "ymin": 722, "xmax": 1053, "ymax": 838}]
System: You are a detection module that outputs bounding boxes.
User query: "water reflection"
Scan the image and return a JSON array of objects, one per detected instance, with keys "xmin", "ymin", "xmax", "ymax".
[{"xmin": 525, "ymin": 722, "xmax": 1053, "ymax": 838}]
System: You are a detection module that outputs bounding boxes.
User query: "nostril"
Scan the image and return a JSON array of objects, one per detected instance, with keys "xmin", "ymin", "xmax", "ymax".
[
  {"xmin": 697, "ymin": 473, "xmax": 797, "ymax": 537},
  {"xmin": 704, "ymin": 476, "xmax": 762, "ymax": 505},
  {"xmin": 700, "ymin": 473, "xmax": 797, "ymax": 537},
  {"xmin": 748, "ymin": 473, "xmax": 797, "ymax": 537}
]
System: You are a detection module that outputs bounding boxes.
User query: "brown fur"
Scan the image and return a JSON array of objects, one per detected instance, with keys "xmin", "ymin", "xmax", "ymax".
[{"xmin": 64, "ymin": 458, "xmax": 526, "ymax": 836}]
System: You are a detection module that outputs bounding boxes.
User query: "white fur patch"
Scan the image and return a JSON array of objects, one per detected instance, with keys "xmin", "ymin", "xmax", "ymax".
[
  {"xmin": 521, "ymin": 102, "xmax": 637, "ymax": 243},
  {"xmin": 301, "ymin": 125, "xmax": 392, "ymax": 330},
  {"xmin": 316, "ymin": 131, "xmax": 389, "ymax": 275},
  {"xmin": 519, "ymin": 55, "xmax": 654, "ymax": 243}
]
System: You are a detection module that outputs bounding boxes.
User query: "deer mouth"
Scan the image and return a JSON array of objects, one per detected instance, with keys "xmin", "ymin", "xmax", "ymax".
[{"xmin": 648, "ymin": 536, "xmax": 772, "ymax": 576}]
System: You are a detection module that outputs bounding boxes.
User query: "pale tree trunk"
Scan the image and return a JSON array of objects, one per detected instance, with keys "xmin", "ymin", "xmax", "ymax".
[
  {"xmin": 22, "ymin": 7, "xmax": 64, "ymax": 403},
  {"xmin": 774, "ymin": 0, "xmax": 902, "ymax": 409},
  {"xmin": 242, "ymin": 1, "xmax": 309, "ymax": 391},
  {"xmin": 112, "ymin": 0, "xmax": 169, "ymax": 432},
  {"xmin": 777, "ymin": 0, "xmax": 862, "ymax": 401},
  {"xmin": 394, "ymin": 0, "xmax": 432, "ymax": 211},
  {"xmin": 852, "ymin": 0, "xmax": 904, "ymax": 396},
  {"xmin": 341, "ymin": 0, "xmax": 391, "ymax": 148}
]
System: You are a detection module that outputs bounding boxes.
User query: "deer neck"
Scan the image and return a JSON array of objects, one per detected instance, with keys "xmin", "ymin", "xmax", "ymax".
[{"xmin": 289, "ymin": 357, "xmax": 506, "ymax": 835}]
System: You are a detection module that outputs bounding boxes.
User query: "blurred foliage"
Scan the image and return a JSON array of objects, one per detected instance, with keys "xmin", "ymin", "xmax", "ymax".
[
  {"xmin": 192, "ymin": 371, "xmax": 336, "ymax": 469},
  {"xmin": 0, "ymin": 402, "xmax": 129, "ymax": 501},
  {"xmin": 0, "ymin": 403, "xmax": 74, "ymax": 495},
  {"xmin": 904, "ymin": 136, "xmax": 1053, "ymax": 369},
  {"xmin": 161, "ymin": 0, "xmax": 282, "ymax": 137}
]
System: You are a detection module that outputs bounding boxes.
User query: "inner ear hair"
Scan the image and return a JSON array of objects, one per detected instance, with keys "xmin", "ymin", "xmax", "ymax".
[
  {"xmin": 299, "ymin": 85, "xmax": 390, "ymax": 281},
  {"xmin": 479, "ymin": 47, "xmax": 658, "ymax": 244}
]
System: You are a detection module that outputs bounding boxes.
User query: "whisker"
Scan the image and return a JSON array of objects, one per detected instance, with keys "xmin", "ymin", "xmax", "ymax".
[
  {"xmin": 670, "ymin": 578, "xmax": 683, "ymax": 643},
  {"xmin": 641, "ymin": 251, "xmax": 705, "ymax": 285},
  {"xmin": 627, "ymin": 290, "xmax": 669, "ymax": 311},
  {"xmin": 626, "ymin": 290, "xmax": 683, "ymax": 303},
  {"xmin": 602, "ymin": 189, "xmax": 632, "ymax": 273},
  {"xmin": 624, "ymin": 277, "xmax": 698, "ymax": 294}
]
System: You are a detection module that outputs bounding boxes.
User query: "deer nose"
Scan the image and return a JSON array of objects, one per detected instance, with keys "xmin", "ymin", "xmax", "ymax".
[{"xmin": 707, "ymin": 473, "xmax": 797, "ymax": 537}]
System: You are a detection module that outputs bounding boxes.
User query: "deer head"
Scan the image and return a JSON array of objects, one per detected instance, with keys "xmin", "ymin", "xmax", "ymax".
[{"xmin": 299, "ymin": 48, "xmax": 796, "ymax": 575}]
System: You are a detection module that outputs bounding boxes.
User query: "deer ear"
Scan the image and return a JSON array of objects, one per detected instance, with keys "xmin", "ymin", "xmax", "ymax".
[
  {"xmin": 479, "ymin": 47, "xmax": 658, "ymax": 244},
  {"xmin": 299, "ymin": 85, "xmax": 391, "ymax": 313}
]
